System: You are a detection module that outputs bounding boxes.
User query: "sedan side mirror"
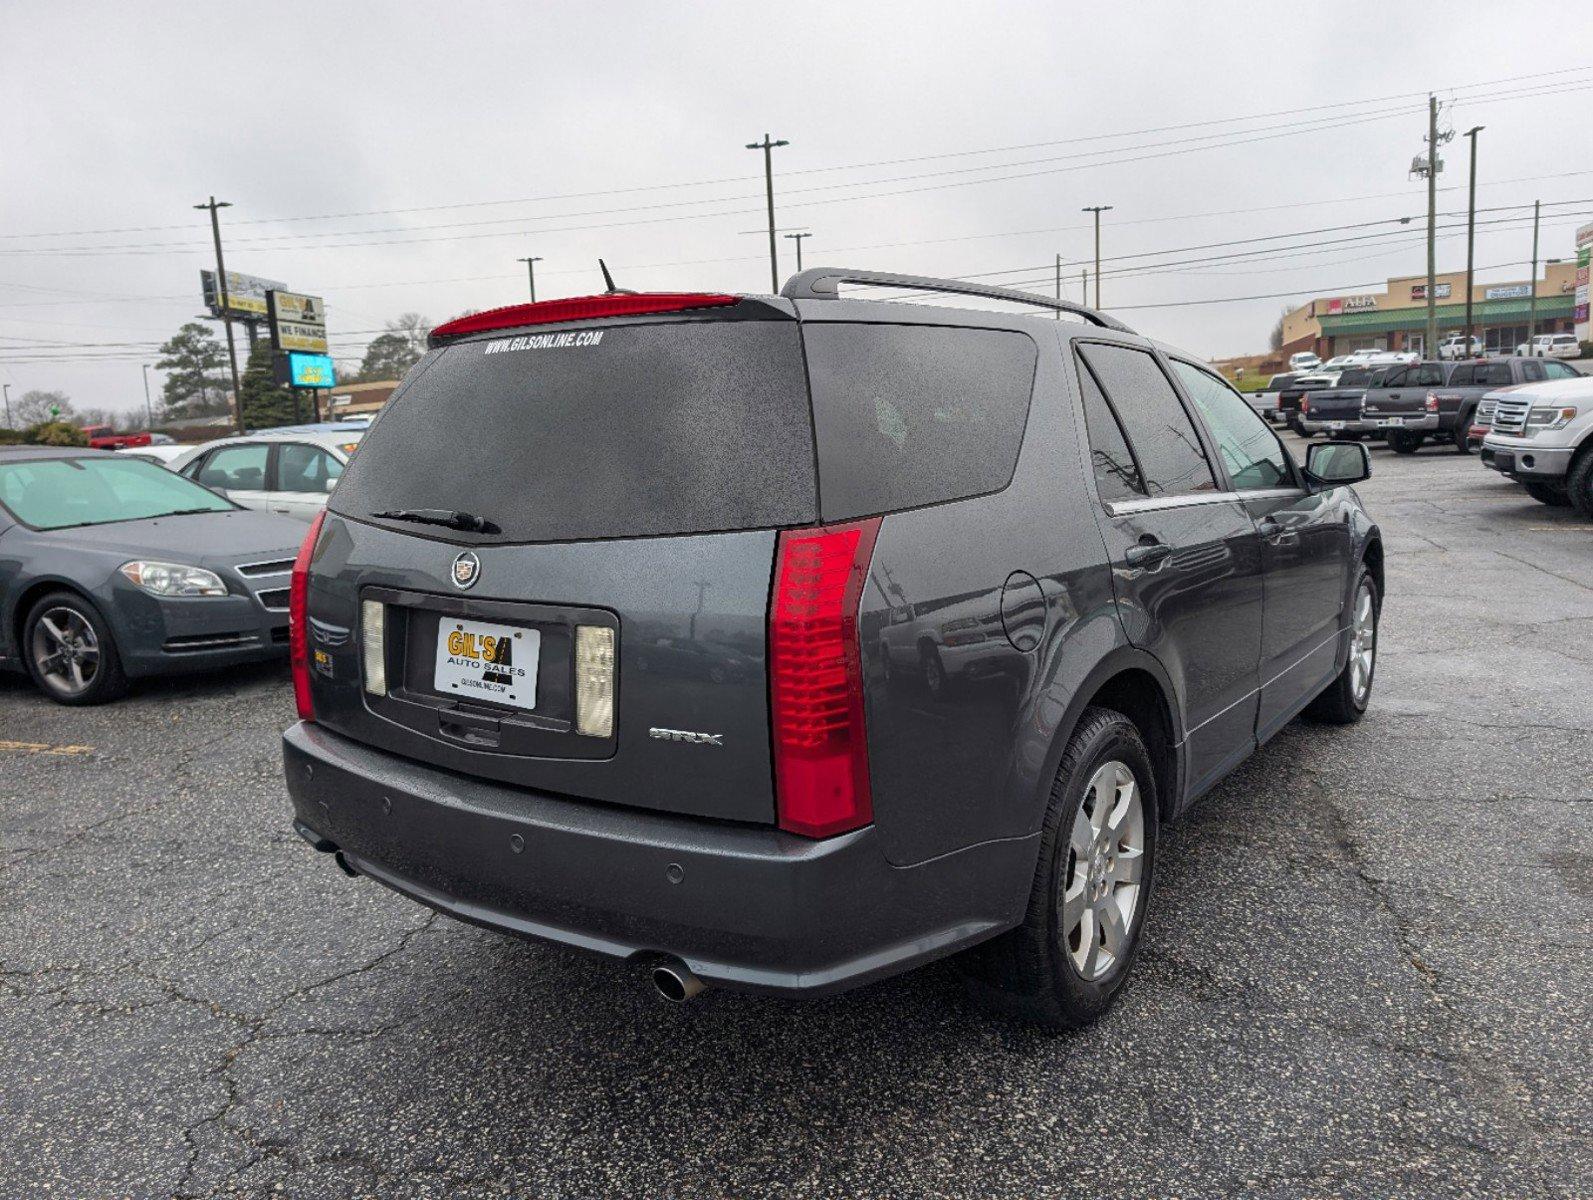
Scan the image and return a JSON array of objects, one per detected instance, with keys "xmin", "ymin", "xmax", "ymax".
[{"xmin": 1305, "ymin": 441, "xmax": 1371, "ymax": 487}]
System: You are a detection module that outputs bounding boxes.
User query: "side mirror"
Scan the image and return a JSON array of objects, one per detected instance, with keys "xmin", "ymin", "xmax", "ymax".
[{"xmin": 1305, "ymin": 441, "xmax": 1371, "ymax": 487}]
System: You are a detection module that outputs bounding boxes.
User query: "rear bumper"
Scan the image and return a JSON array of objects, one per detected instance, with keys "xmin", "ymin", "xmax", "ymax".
[
  {"xmin": 1364, "ymin": 413, "xmax": 1438, "ymax": 434},
  {"xmin": 281, "ymin": 722, "xmax": 1034, "ymax": 995},
  {"xmin": 1298, "ymin": 416, "xmax": 1372, "ymax": 435},
  {"xmin": 1480, "ymin": 438, "xmax": 1574, "ymax": 480}
]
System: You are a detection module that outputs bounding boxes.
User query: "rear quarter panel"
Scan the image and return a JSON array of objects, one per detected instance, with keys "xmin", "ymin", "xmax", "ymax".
[{"xmin": 854, "ymin": 321, "xmax": 1122, "ymax": 867}]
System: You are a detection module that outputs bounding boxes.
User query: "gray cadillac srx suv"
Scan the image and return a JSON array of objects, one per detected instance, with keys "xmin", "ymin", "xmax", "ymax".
[{"xmin": 282, "ymin": 269, "xmax": 1382, "ymax": 1028}]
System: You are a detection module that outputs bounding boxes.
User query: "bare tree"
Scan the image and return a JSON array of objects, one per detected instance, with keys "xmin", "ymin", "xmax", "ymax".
[
  {"xmin": 14, "ymin": 390, "xmax": 73, "ymax": 426},
  {"xmin": 1268, "ymin": 308, "xmax": 1288, "ymax": 353}
]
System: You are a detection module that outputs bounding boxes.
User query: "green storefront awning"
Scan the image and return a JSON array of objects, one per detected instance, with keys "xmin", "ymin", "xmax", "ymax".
[{"xmin": 1318, "ymin": 294, "xmax": 1575, "ymax": 335}]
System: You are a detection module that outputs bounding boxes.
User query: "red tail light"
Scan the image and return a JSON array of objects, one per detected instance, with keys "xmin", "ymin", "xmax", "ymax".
[
  {"xmin": 289, "ymin": 510, "xmax": 327, "ymax": 721},
  {"xmin": 429, "ymin": 293, "xmax": 738, "ymax": 343},
  {"xmin": 769, "ymin": 518, "xmax": 881, "ymax": 838}
]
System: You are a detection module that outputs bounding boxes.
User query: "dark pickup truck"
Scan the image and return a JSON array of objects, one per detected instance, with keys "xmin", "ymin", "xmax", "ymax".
[
  {"xmin": 1297, "ymin": 367, "xmax": 1385, "ymax": 438},
  {"xmin": 1361, "ymin": 358, "xmax": 1576, "ymax": 454},
  {"xmin": 1278, "ymin": 373, "xmax": 1337, "ymax": 431}
]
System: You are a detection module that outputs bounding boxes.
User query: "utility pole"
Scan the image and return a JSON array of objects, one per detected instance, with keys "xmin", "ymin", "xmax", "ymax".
[
  {"xmin": 194, "ymin": 197, "xmax": 245, "ymax": 435},
  {"xmin": 2, "ymin": 383, "xmax": 11, "ymax": 427},
  {"xmin": 783, "ymin": 231, "xmax": 811, "ymax": 273},
  {"xmin": 516, "ymin": 255, "xmax": 543, "ymax": 302},
  {"xmin": 1423, "ymin": 96, "xmax": 1439, "ymax": 358},
  {"xmin": 746, "ymin": 133, "xmax": 789, "ymax": 292},
  {"xmin": 1082, "ymin": 268, "xmax": 1088, "ymax": 304},
  {"xmin": 1527, "ymin": 199, "xmax": 1541, "ymax": 351},
  {"xmin": 1463, "ymin": 126, "xmax": 1484, "ymax": 357},
  {"xmin": 1082, "ymin": 205, "xmax": 1112, "ymax": 307},
  {"xmin": 141, "ymin": 364, "xmax": 154, "ymax": 429}
]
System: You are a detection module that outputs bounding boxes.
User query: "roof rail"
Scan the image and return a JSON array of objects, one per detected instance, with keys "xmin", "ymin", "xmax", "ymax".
[{"xmin": 779, "ymin": 267, "xmax": 1135, "ymax": 333}]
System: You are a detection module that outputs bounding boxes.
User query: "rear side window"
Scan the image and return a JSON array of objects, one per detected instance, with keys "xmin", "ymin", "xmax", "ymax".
[
  {"xmin": 1076, "ymin": 343, "xmax": 1217, "ymax": 497},
  {"xmin": 331, "ymin": 319, "xmax": 818, "ymax": 542},
  {"xmin": 1448, "ymin": 365, "xmax": 1473, "ymax": 386},
  {"xmin": 1479, "ymin": 363, "xmax": 1513, "ymax": 386},
  {"xmin": 197, "ymin": 444, "xmax": 268, "ymax": 491},
  {"xmin": 1076, "ymin": 363, "xmax": 1145, "ymax": 503},
  {"xmin": 803, "ymin": 324, "xmax": 1037, "ymax": 520}
]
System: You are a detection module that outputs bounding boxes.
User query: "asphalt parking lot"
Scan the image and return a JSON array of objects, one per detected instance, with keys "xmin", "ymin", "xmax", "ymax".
[{"xmin": 2, "ymin": 436, "xmax": 1589, "ymax": 1199}]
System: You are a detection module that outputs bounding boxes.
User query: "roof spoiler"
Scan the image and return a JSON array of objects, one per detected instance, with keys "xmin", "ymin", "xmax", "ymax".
[{"xmin": 780, "ymin": 267, "xmax": 1135, "ymax": 333}]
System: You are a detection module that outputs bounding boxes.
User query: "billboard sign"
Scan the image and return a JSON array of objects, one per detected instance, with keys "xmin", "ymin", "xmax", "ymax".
[
  {"xmin": 1410, "ymin": 282, "xmax": 1451, "ymax": 300},
  {"xmin": 1327, "ymin": 295, "xmax": 1378, "ymax": 314},
  {"xmin": 201, "ymin": 269, "xmax": 288, "ymax": 320},
  {"xmin": 267, "ymin": 290, "xmax": 328, "ymax": 354},
  {"xmin": 1484, "ymin": 284, "xmax": 1532, "ymax": 301},
  {"xmin": 282, "ymin": 352, "xmax": 335, "ymax": 389}
]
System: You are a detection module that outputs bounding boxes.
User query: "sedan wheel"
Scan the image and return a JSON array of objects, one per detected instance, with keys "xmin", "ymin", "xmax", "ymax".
[
  {"xmin": 23, "ymin": 592, "xmax": 128, "ymax": 705},
  {"xmin": 1348, "ymin": 580, "xmax": 1376, "ymax": 706}
]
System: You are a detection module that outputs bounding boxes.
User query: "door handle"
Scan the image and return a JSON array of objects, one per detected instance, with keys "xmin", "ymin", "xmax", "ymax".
[
  {"xmin": 1124, "ymin": 539, "xmax": 1173, "ymax": 567},
  {"xmin": 1257, "ymin": 517, "xmax": 1299, "ymax": 544}
]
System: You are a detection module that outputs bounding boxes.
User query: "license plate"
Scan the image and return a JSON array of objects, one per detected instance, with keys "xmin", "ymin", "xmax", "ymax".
[
  {"xmin": 1378, "ymin": 417, "xmax": 1404, "ymax": 427},
  {"xmin": 434, "ymin": 618, "xmax": 540, "ymax": 710},
  {"xmin": 1327, "ymin": 421, "xmax": 1345, "ymax": 431}
]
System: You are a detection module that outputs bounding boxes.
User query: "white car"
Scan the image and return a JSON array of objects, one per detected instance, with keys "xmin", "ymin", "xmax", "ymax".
[
  {"xmin": 117, "ymin": 444, "xmax": 188, "ymax": 467},
  {"xmin": 1438, "ymin": 335, "xmax": 1484, "ymax": 360},
  {"xmin": 1287, "ymin": 351, "xmax": 1321, "ymax": 373},
  {"xmin": 170, "ymin": 424, "xmax": 366, "ymax": 521},
  {"xmin": 1321, "ymin": 355, "xmax": 1356, "ymax": 371},
  {"xmin": 1363, "ymin": 351, "xmax": 1419, "ymax": 366},
  {"xmin": 1515, "ymin": 333, "xmax": 1581, "ymax": 360}
]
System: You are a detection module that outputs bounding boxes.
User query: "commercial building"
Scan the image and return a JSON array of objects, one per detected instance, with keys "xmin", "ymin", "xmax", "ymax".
[
  {"xmin": 327, "ymin": 380, "xmax": 399, "ymax": 417},
  {"xmin": 1280, "ymin": 259, "xmax": 1581, "ymax": 359}
]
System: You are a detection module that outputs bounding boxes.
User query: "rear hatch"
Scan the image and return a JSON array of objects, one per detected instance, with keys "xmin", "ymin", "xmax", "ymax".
[{"xmin": 304, "ymin": 300, "xmax": 816, "ymax": 824}]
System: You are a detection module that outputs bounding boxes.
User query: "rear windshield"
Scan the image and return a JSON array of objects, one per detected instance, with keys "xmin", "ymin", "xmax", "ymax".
[
  {"xmin": 803, "ymin": 323, "xmax": 1037, "ymax": 521},
  {"xmin": 330, "ymin": 318, "xmax": 818, "ymax": 542}
]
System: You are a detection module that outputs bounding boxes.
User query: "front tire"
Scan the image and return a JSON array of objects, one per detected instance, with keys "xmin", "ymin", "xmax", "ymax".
[
  {"xmin": 22, "ymin": 591, "xmax": 128, "ymax": 705},
  {"xmin": 963, "ymin": 707, "xmax": 1159, "ymax": 1030},
  {"xmin": 1567, "ymin": 449, "xmax": 1593, "ymax": 520},
  {"xmin": 1305, "ymin": 568, "xmax": 1378, "ymax": 724}
]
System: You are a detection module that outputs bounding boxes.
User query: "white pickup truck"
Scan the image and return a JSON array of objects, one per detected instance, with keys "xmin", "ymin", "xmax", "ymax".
[{"xmin": 1479, "ymin": 376, "xmax": 1593, "ymax": 514}]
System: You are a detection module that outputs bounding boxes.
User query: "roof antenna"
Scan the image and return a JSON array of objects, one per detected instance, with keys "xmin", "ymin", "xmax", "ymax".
[{"xmin": 598, "ymin": 258, "xmax": 635, "ymax": 295}]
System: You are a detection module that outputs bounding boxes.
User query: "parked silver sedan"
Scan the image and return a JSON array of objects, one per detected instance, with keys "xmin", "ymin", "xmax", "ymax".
[{"xmin": 169, "ymin": 422, "xmax": 368, "ymax": 521}]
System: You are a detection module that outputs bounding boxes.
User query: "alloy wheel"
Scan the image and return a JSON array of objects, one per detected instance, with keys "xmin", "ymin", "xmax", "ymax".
[
  {"xmin": 31, "ymin": 607, "xmax": 100, "ymax": 698},
  {"xmin": 1062, "ymin": 761, "xmax": 1146, "ymax": 981},
  {"xmin": 1350, "ymin": 582, "xmax": 1376, "ymax": 704}
]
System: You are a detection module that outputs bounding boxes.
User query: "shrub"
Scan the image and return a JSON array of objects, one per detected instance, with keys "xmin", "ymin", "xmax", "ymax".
[
  {"xmin": 0, "ymin": 427, "xmax": 23, "ymax": 446},
  {"xmin": 24, "ymin": 421, "xmax": 89, "ymax": 447}
]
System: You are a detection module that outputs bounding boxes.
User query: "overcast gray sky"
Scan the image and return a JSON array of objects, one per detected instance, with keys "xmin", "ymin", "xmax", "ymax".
[{"xmin": 2, "ymin": 1, "xmax": 1590, "ymax": 415}]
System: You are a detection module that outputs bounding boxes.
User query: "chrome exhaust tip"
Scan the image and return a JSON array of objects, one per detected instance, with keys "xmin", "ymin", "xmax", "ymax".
[{"xmin": 651, "ymin": 963, "xmax": 706, "ymax": 1003}]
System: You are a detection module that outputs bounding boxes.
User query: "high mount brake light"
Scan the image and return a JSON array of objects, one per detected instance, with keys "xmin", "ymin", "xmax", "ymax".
[
  {"xmin": 289, "ymin": 510, "xmax": 326, "ymax": 722},
  {"xmin": 428, "ymin": 294, "xmax": 739, "ymax": 343},
  {"xmin": 769, "ymin": 518, "xmax": 881, "ymax": 839}
]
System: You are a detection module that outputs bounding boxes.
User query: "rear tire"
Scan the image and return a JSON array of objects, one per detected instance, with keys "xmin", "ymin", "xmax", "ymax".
[
  {"xmin": 1389, "ymin": 432, "xmax": 1424, "ymax": 455},
  {"xmin": 1305, "ymin": 568, "xmax": 1378, "ymax": 725},
  {"xmin": 961, "ymin": 707, "xmax": 1159, "ymax": 1030},
  {"xmin": 1524, "ymin": 483, "xmax": 1570, "ymax": 507},
  {"xmin": 1453, "ymin": 416, "xmax": 1474, "ymax": 453},
  {"xmin": 22, "ymin": 591, "xmax": 128, "ymax": 706}
]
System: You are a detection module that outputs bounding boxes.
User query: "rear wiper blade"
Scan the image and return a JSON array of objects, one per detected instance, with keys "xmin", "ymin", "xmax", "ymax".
[{"xmin": 372, "ymin": 508, "xmax": 501, "ymax": 535}]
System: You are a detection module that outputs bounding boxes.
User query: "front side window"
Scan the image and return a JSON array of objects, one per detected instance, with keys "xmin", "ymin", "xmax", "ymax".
[
  {"xmin": 0, "ymin": 456, "xmax": 232, "ymax": 530},
  {"xmin": 1169, "ymin": 361, "xmax": 1291, "ymax": 492},
  {"xmin": 1543, "ymin": 361, "xmax": 1578, "ymax": 380},
  {"xmin": 196, "ymin": 444, "xmax": 269, "ymax": 492},
  {"xmin": 1076, "ymin": 343, "xmax": 1216, "ymax": 497},
  {"xmin": 1449, "ymin": 365, "xmax": 1474, "ymax": 386}
]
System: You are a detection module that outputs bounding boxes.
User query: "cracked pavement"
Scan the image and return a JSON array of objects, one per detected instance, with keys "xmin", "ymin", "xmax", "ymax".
[{"xmin": 2, "ymin": 436, "xmax": 1589, "ymax": 1198}]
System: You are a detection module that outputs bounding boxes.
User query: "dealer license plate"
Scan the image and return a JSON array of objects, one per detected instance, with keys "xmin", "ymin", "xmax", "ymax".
[
  {"xmin": 1378, "ymin": 417, "xmax": 1404, "ymax": 427},
  {"xmin": 434, "ymin": 618, "xmax": 540, "ymax": 710}
]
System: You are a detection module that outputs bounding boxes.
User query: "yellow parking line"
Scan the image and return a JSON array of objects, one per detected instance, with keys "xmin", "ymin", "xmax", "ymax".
[{"xmin": 0, "ymin": 739, "xmax": 94, "ymax": 756}]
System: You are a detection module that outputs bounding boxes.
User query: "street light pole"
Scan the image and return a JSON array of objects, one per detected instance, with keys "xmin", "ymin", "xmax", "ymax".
[
  {"xmin": 1054, "ymin": 253, "xmax": 1062, "ymax": 318},
  {"xmin": 1463, "ymin": 126, "xmax": 1484, "ymax": 357},
  {"xmin": 783, "ymin": 232, "xmax": 811, "ymax": 273},
  {"xmin": 516, "ymin": 256, "xmax": 543, "ymax": 303},
  {"xmin": 746, "ymin": 133, "xmax": 790, "ymax": 292},
  {"xmin": 1527, "ymin": 199, "xmax": 1541, "ymax": 351},
  {"xmin": 194, "ymin": 197, "xmax": 245, "ymax": 435},
  {"xmin": 1082, "ymin": 206, "xmax": 1113, "ymax": 307},
  {"xmin": 141, "ymin": 364, "xmax": 154, "ymax": 430}
]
